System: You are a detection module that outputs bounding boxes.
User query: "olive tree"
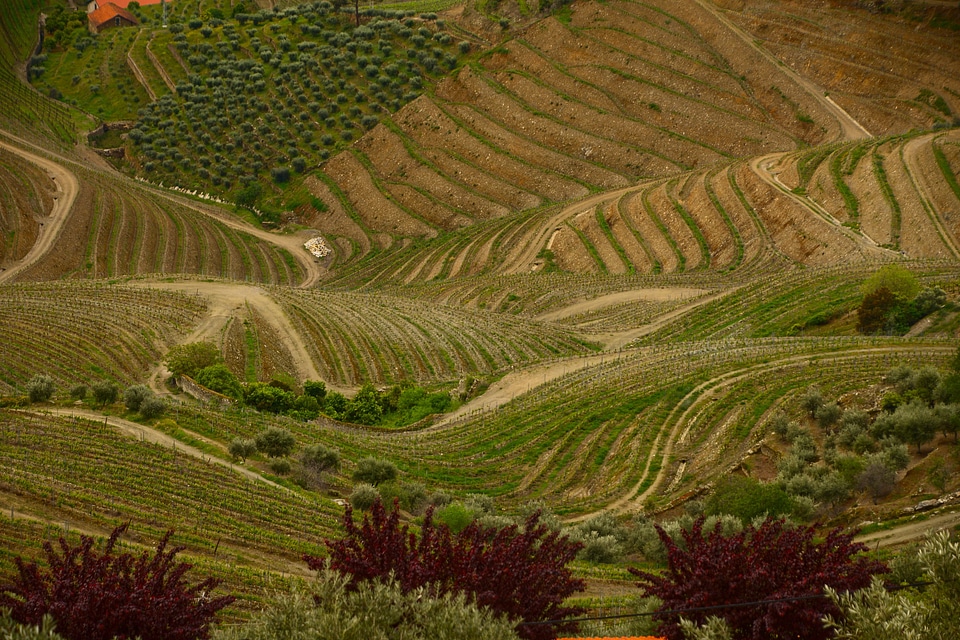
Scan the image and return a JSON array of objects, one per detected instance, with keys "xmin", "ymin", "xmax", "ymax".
[{"xmin": 27, "ymin": 375, "xmax": 55, "ymax": 403}]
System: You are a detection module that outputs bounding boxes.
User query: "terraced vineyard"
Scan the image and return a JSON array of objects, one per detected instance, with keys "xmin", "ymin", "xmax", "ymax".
[
  {"xmin": 282, "ymin": 336, "xmax": 952, "ymax": 515},
  {"xmin": 2, "ymin": 0, "xmax": 960, "ymax": 620},
  {"xmin": 327, "ymin": 129, "xmax": 960, "ymax": 287},
  {"xmin": 0, "ymin": 144, "xmax": 49, "ymax": 265},
  {"xmin": 0, "ymin": 281, "xmax": 206, "ymax": 392},
  {"xmin": 0, "ymin": 0, "xmax": 85, "ymax": 145},
  {"xmin": 272, "ymin": 287, "xmax": 600, "ymax": 386},
  {"xmin": 313, "ymin": 0, "xmax": 845, "ymax": 263},
  {"xmin": 0, "ymin": 409, "xmax": 339, "ymax": 613},
  {"xmin": 725, "ymin": 0, "xmax": 960, "ymax": 135},
  {"xmin": 0, "ymin": 410, "xmax": 340, "ymax": 555},
  {"xmin": 636, "ymin": 261, "xmax": 960, "ymax": 345},
  {"xmin": 12, "ymin": 167, "xmax": 305, "ymax": 283}
]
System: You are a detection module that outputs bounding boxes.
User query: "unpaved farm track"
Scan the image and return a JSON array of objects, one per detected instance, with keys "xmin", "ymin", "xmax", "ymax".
[
  {"xmin": 0, "ymin": 129, "xmax": 323, "ymax": 288},
  {"xmin": 40, "ymin": 407, "xmax": 290, "ymax": 492},
  {"xmin": 901, "ymin": 132, "xmax": 960, "ymax": 260},
  {"xmin": 693, "ymin": 0, "xmax": 871, "ymax": 142},
  {"xmin": 135, "ymin": 280, "xmax": 347, "ymax": 392},
  {"xmin": 0, "ymin": 134, "xmax": 79, "ymax": 284},
  {"xmin": 749, "ymin": 152, "xmax": 897, "ymax": 260},
  {"xmin": 856, "ymin": 509, "xmax": 960, "ymax": 548},
  {"xmin": 567, "ymin": 343, "xmax": 955, "ymax": 523}
]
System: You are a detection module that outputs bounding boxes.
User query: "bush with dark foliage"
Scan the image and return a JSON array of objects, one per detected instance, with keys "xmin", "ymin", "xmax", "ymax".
[
  {"xmin": 307, "ymin": 498, "xmax": 585, "ymax": 640},
  {"xmin": 0, "ymin": 524, "xmax": 234, "ymax": 640},
  {"xmin": 630, "ymin": 517, "xmax": 886, "ymax": 640}
]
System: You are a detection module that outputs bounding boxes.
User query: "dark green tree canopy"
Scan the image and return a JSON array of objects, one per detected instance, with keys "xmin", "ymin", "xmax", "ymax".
[
  {"xmin": 255, "ymin": 427, "xmax": 296, "ymax": 458},
  {"xmin": 165, "ymin": 342, "xmax": 222, "ymax": 378}
]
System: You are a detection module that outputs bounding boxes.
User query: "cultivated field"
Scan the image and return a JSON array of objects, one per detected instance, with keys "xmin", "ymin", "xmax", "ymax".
[{"xmin": 1, "ymin": 0, "xmax": 960, "ymax": 615}]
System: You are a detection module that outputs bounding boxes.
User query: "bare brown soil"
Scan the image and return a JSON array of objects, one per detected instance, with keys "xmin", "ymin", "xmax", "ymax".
[
  {"xmin": 324, "ymin": 150, "xmax": 435, "ymax": 239},
  {"xmin": 621, "ymin": 188, "xmax": 681, "ymax": 272},
  {"xmin": 883, "ymin": 138, "xmax": 958, "ymax": 259},
  {"xmin": 723, "ymin": 0, "xmax": 960, "ymax": 135},
  {"xmin": 356, "ymin": 124, "xmax": 508, "ymax": 223},
  {"xmin": 0, "ymin": 134, "xmax": 79, "ymax": 284},
  {"xmin": 0, "ymin": 148, "xmax": 48, "ymax": 265},
  {"xmin": 741, "ymin": 158, "xmax": 883, "ymax": 264},
  {"xmin": 577, "ymin": 207, "xmax": 627, "ymax": 274},
  {"xmin": 395, "ymin": 98, "xmax": 583, "ymax": 203},
  {"xmin": 908, "ymin": 132, "xmax": 960, "ymax": 248},
  {"xmin": 604, "ymin": 200, "xmax": 654, "ymax": 272},
  {"xmin": 680, "ymin": 172, "xmax": 737, "ymax": 269}
]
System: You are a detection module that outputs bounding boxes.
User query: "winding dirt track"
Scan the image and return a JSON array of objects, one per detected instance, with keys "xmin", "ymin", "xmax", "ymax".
[
  {"xmin": 0, "ymin": 128, "xmax": 323, "ymax": 288},
  {"xmin": 0, "ymin": 134, "xmax": 79, "ymax": 284},
  {"xmin": 566, "ymin": 343, "xmax": 955, "ymax": 523},
  {"xmin": 749, "ymin": 153, "xmax": 897, "ymax": 260},
  {"xmin": 433, "ymin": 287, "xmax": 736, "ymax": 427},
  {"xmin": 900, "ymin": 132, "xmax": 960, "ymax": 260},
  {"xmin": 134, "ymin": 280, "xmax": 356, "ymax": 393},
  {"xmin": 693, "ymin": 0, "xmax": 871, "ymax": 143},
  {"xmin": 856, "ymin": 509, "xmax": 960, "ymax": 548},
  {"xmin": 40, "ymin": 407, "xmax": 291, "ymax": 492}
]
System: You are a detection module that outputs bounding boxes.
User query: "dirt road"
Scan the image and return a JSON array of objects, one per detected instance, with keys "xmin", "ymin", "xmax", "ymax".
[
  {"xmin": 434, "ymin": 287, "xmax": 737, "ymax": 426},
  {"xmin": 749, "ymin": 153, "xmax": 898, "ymax": 260},
  {"xmin": 0, "ymin": 128, "xmax": 323, "ymax": 288},
  {"xmin": 694, "ymin": 0, "xmax": 871, "ymax": 142},
  {"xmin": 900, "ymin": 132, "xmax": 960, "ymax": 260},
  {"xmin": 534, "ymin": 287, "xmax": 709, "ymax": 323},
  {"xmin": 41, "ymin": 407, "xmax": 290, "ymax": 492},
  {"xmin": 0, "ymin": 135, "xmax": 79, "ymax": 284},
  {"xmin": 134, "ymin": 280, "xmax": 355, "ymax": 393},
  {"xmin": 856, "ymin": 508, "xmax": 960, "ymax": 548}
]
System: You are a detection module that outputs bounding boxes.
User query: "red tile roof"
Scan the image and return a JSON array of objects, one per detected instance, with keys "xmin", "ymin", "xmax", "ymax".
[
  {"xmin": 88, "ymin": 2, "xmax": 139, "ymax": 29},
  {"xmin": 110, "ymin": 0, "xmax": 165, "ymax": 7}
]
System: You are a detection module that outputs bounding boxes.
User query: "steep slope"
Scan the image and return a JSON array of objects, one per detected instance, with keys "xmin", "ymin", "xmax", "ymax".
[{"xmin": 310, "ymin": 0, "xmax": 841, "ymax": 265}]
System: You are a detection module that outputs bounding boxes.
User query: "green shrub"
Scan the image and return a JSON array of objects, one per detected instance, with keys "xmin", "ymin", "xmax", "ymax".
[
  {"xmin": 124, "ymin": 385, "xmax": 151, "ymax": 412},
  {"xmin": 27, "ymin": 375, "xmax": 55, "ymax": 403},
  {"xmin": 165, "ymin": 342, "xmax": 222, "ymax": 378},
  {"xmin": 269, "ymin": 458, "xmax": 291, "ymax": 475},
  {"xmin": 577, "ymin": 531, "xmax": 623, "ymax": 564},
  {"xmin": 300, "ymin": 443, "xmax": 340, "ymax": 473},
  {"xmin": 91, "ymin": 381, "xmax": 118, "ymax": 408},
  {"xmin": 211, "ymin": 571, "xmax": 519, "ymax": 640},
  {"xmin": 435, "ymin": 502, "xmax": 473, "ymax": 533},
  {"xmin": 352, "ymin": 457, "xmax": 397, "ymax": 486},
  {"xmin": 228, "ymin": 438, "xmax": 257, "ymax": 462},
  {"xmin": 195, "ymin": 364, "xmax": 243, "ymax": 399},
  {"xmin": 0, "ymin": 611, "xmax": 65, "ymax": 640},
  {"xmin": 254, "ymin": 427, "xmax": 296, "ymax": 458},
  {"xmin": 350, "ymin": 483, "xmax": 380, "ymax": 511},
  {"xmin": 139, "ymin": 396, "xmax": 166, "ymax": 420},
  {"xmin": 706, "ymin": 475, "xmax": 795, "ymax": 522}
]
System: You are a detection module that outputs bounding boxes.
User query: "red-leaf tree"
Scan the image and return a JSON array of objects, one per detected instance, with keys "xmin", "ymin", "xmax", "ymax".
[
  {"xmin": 0, "ymin": 524, "xmax": 234, "ymax": 640},
  {"xmin": 630, "ymin": 517, "xmax": 886, "ymax": 640},
  {"xmin": 306, "ymin": 498, "xmax": 586, "ymax": 640}
]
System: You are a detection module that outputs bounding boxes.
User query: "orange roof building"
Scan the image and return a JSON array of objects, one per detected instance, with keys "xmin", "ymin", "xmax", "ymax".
[
  {"xmin": 88, "ymin": 0, "xmax": 165, "ymax": 10},
  {"xmin": 87, "ymin": 2, "xmax": 139, "ymax": 33}
]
